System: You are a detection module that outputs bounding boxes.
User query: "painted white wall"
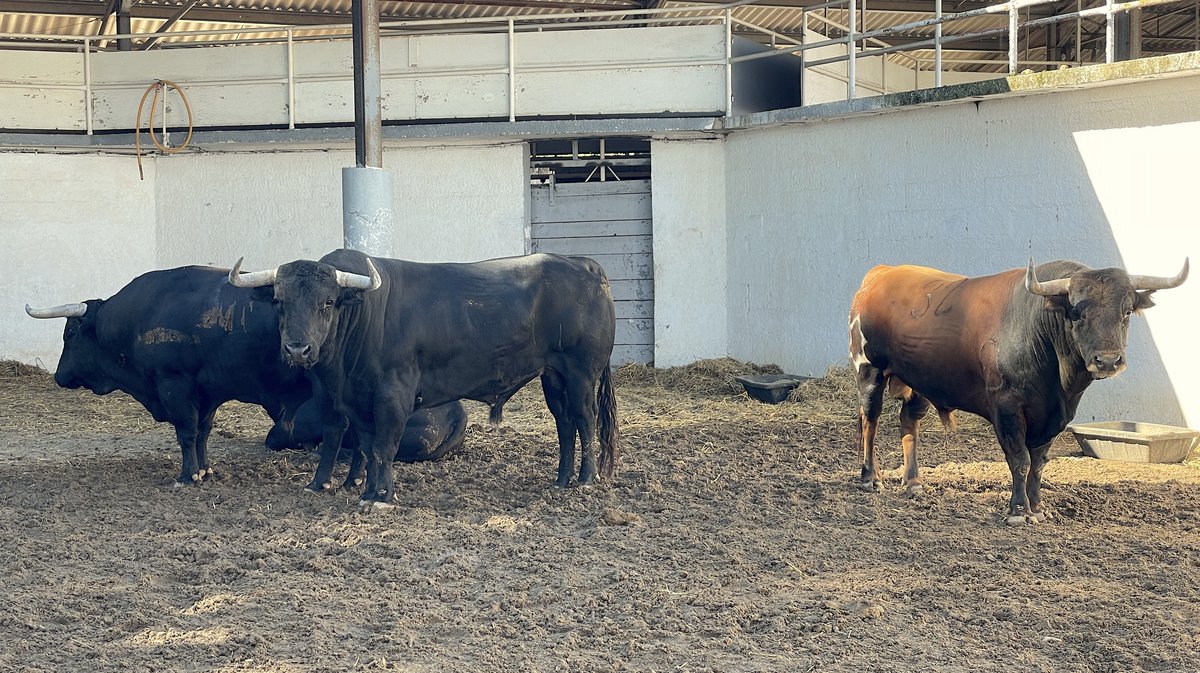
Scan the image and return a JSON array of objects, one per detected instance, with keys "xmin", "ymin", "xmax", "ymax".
[
  {"xmin": 0, "ymin": 153, "xmax": 157, "ymax": 368},
  {"xmin": 650, "ymin": 138, "xmax": 729, "ymax": 366},
  {"xmin": 723, "ymin": 73, "xmax": 1200, "ymax": 427},
  {"xmin": 3, "ymin": 25, "xmax": 726, "ymax": 132},
  {"xmin": 154, "ymin": 142, "xmax": 528, "ymax": 270},
  {"xmin": 3, "ymin": 141, "xmax": 527, "ymax": 368}
]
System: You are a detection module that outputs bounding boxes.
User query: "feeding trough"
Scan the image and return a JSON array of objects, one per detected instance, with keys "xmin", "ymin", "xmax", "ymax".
[
  {"xmin": 733, "ymin": 374, "xmax": 813, "ymax": 404},
  {"xmin": 1067, "ymin": 421, "xmax": 1200, "ymax": 464}
]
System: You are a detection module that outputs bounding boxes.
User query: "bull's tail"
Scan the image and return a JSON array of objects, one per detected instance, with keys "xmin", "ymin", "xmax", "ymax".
[{"xmin": 597, "ymin": 364, "xmax": 620, "ymax": 481}]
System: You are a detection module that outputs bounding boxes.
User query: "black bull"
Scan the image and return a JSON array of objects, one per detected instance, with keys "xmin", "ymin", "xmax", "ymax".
[
  {"xmin": 848, "ymin": 258, "xmax": 1188, "ymax": 524},
  {"xmin": 229, "ymin": 249, "xmax": 620, "ymax": 506},
  {"xmin": 26, "ymin": 265, "xmax": 465, "ymax": 485},
  {"xmin": 265, "ymin": 396, "xmax": 468, "ymax": 467}
]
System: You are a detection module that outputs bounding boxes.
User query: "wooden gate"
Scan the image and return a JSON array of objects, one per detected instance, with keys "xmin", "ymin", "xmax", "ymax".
[{"xmin": 530, "ymin": 179, "xmax": 653, "ymax": 365}]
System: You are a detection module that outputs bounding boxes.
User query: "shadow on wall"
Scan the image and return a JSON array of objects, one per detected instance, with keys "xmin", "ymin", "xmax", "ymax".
[{"xmin": 723, "ymin": 72, "xmax": 1200, "ymax": 427}]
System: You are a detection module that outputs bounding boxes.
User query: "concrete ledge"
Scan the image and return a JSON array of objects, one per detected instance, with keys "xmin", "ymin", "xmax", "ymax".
[{"xmin": 720, "ymin": 51, "xmax": 1200, "ymax": 131}]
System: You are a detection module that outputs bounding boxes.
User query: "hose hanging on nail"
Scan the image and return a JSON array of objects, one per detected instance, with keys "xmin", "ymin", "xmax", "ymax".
[{"xmin": 135, "ymin": 79, "xmax": 194, "ymax": 180}]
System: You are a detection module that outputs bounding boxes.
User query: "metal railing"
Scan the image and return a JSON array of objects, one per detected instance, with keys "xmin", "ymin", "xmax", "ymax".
[{"xmin": 0, "ymin": 0, "xmax": 1193, "ymax": 133}]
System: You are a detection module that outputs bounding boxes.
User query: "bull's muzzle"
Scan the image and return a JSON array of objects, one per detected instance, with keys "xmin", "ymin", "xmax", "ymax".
[
  {"xmin": 282, "ymin": 341, "xmax": 317, "ymax": 368},
  {"xmin": 1087, "ymin": 351, "xmax": 1126, "ymax": 379}
]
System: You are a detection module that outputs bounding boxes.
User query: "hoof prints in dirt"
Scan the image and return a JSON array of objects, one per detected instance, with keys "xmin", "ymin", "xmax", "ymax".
[{"xmin": 2, "ymin": 362, "xmax": 1200, "ymax": 672}]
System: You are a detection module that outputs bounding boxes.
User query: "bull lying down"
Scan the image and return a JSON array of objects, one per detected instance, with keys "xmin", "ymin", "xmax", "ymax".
[
  {"xmin": 229, "ymin": 249, "xmax": 620, "ymax": 507},
  {"xmin": 848, "ymin": 258, "xmax": 1188, "ymax": 524},
  {"xmin": 265, "ymin": 395, "xmax": 468, "ymax": 469},
  {"xmin": 26, "ymin": 265, "xmax": 466, "ymax": 487}
]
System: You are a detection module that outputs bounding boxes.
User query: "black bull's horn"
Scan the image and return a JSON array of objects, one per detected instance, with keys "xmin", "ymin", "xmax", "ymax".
[
  {"xmin": 228, "ymin": 256, "xmax": 382, "ymax": 291},
  {"xmin": 25, "ymin": 303, "xmax": 88, "ymax": 319},
  {"xmin": 1026, "ymin": 257, "xmax": 1189, "ymax": 296}
]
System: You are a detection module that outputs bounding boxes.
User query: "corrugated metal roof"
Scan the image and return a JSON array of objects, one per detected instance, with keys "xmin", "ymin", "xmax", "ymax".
[{"xmin": 1, "ymin": 0, "xmax": 1197, "ymax": 73}]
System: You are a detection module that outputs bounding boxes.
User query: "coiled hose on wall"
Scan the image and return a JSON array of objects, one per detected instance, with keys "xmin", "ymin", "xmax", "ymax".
[{"xmin": 135, "ymin": 79, "xmax": 194, "ymax": 180}]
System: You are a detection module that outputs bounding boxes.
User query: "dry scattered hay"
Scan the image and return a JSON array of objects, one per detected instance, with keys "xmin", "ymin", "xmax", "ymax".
[
  {"xmin": 0, "ymin": 359, "xmax": 53, "ymax": 381},
  {"xmin": 786, "ymin": 364, "xmax": 992, "ymax": 434},
  {"xmin": 614, "ymin": 357, "xmax": 783, "ymax": 397}
]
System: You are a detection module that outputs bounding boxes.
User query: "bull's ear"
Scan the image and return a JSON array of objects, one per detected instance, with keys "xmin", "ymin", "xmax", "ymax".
[
  {"xmin": 338, "ymin": 288, "xmax": 364, "ymax": 306},
  {"xmin": 1134, "ymin": 290, "xmax": 1157, "ymax": 313}
]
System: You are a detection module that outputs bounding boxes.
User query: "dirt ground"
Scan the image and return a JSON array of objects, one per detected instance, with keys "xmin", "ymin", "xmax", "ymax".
[{"xmin": 1, "ymin": 359, "xmax": 1198, "ymax": 673}]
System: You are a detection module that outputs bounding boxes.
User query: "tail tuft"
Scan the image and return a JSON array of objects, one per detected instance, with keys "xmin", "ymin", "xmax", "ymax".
[{"xmin": 597, "ymin": 365, "xmax": 620, "ymax": 481}]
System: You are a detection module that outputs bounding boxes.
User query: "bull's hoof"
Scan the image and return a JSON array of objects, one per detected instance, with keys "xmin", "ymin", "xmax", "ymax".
[
  {"xmin": 357, "ymin": 498, "xmax": 395, "ymax": 511},
  {"xmin": 857, "ymin": 480, "xmax": 881, "ymax": 493},
  {"xmin": 341, "ymin": 477, "xmax": 364, "ymax": 490},
  {"xmin": 173, "ymin": 480, "xmax": 189, "ymax": 489},
  {"xmin": 904, "ymin": 484, "xmax": 924, "ymax": 497},
  {"xmin": 303, "ymin": 481, "xmax": 332, "ymax": 494},
  {"xmin": 1005, "ymin": 513, "xmax": 1042, "ymax": 525},
  {"xmin": 1028, "ymin": 510, "xmax": 1049, "ymax": 524},
  {"xmin": 552, "ymin": 479, "xmax": 571, "ymax": 490}
]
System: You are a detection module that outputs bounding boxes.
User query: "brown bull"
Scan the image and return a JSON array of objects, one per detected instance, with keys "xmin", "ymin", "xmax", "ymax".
[{"xmin": 848, "ymin": 258, "xmax": 1188, "ymax": 524}]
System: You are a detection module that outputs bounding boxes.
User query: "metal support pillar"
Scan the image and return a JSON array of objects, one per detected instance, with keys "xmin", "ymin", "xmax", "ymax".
[
  {"xmin": 351, "ymin": 0, "xmax": 383, "ymax": 169},
  {"xmin": 344, "ymin": 0, "xmax": 393, "ymax": 257},
  {"xmin": 116, "ymin": 0, "xmax": 133, "ymax": 51},
  {"xmin": 342, "ymin": 167, "xmax": 395, "ymax": 257}
]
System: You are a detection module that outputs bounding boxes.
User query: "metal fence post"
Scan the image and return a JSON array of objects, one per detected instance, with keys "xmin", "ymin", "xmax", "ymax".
[
  {"xmin": 848, "ymin": 0, "xmax": 857, "ymax": 99},
  {"xmin": 1008, "ymin": 1, "xmax": 1019, "ymax": 73}
]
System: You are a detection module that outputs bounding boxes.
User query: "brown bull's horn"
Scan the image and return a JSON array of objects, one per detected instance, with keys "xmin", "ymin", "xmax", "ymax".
[
  {"xmin": 25, "ymin": 302, "xmax": 88, "ymax": 319},
  {"xmin": 1129, "ymin": 258, "xmax": 1189, "ymax": 291},
  {"xmin": 228, "ymin": 257, "xmax": 278, "ymax": 288},
  {"xmin": 334, "ymin": 258, "xmax": 382, "ymax": 291},
  {"xmin": 1025, "ymin": 258, "xmax": 1071, "ymax": 296}
]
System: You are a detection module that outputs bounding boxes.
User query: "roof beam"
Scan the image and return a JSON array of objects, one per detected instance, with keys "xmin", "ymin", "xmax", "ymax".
[{"xmin": 141, "ymin": 0, "xmax": 200, "ymax": 49}]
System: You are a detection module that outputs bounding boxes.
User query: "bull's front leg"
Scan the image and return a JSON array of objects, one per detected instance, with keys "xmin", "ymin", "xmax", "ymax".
[
  {"xmin": 1025, "ymin": 441, "xmax": 1053, "ymax": 523},
  {"xmin": 194, "ymin": 407, "xmax": 219, "ymax": 481},
  {"xmin": 994, "ymin": 409, "xmax": 1036, "ymax": 525},
  {"xmin": 341, "ymin": 434, "xmax": 366, "ymax": 491},
  {"xmin": 157, "ymin": 377, "xmax": 203, "ymax": 486},
  {"xmin": 360, "ymin": 387, "xmax": 415, "ymax": 508},
  {"xmin": 305, "ymin": 397, "xmax": 348, "ymax": 493}
]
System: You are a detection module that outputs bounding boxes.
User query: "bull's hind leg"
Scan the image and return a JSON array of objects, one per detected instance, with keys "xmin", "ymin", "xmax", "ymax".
[
  {"xmin": 565, "ymin": 369, "xmax": 602, "ymax": 487},
  {"xmin": 854, "ymin": 364, "xmax": 886, "ymax": 492},
  {"xmin": 894, "ymin": 383, "xmax": 931, "ymax": 495},
  {"xmin": 541, "ymin": 370, "xmax": 578, "ymax": 488}
]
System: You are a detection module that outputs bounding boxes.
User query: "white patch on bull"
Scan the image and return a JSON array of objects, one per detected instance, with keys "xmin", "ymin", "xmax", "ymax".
[
  {"xmin": 848, "ymin": 313, "xmax": 871, "ymax": 371},
  {"xmin": 139, "ymin": 327, "xmax": 199, "ymax": 345}
]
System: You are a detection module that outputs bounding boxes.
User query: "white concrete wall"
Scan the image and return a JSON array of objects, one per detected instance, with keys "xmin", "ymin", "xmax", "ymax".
[
  {"xmin": 2, "ymin": 141, "xmax": 527, "ymax": 368},
  {"xmin": 1, "ymin": 153, "xmax": 156, "ymax": 368},
  {"xmin": 2, "ymin": 25, "xmax": 726, "ymax": 132},
  {"xmin": 723, "ymin": 73, "xmax": 1200, "ymax": 427},
  {"xmin": 154, "ymin": 142, "xmax": 527, "ymax": 271},
  {"xmin": 651, "ymin": 138, "xmax": 729, "ymax": 366}
]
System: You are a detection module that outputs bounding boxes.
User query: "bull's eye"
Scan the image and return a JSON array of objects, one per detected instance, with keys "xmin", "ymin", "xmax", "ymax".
[
  {"xmin": 1124, "ymin": 309, "xmax": 1133, "ymax": 318},
  {"xmin": 323, "ymin": 299, "xmax": 334, "ymax": 309}
]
